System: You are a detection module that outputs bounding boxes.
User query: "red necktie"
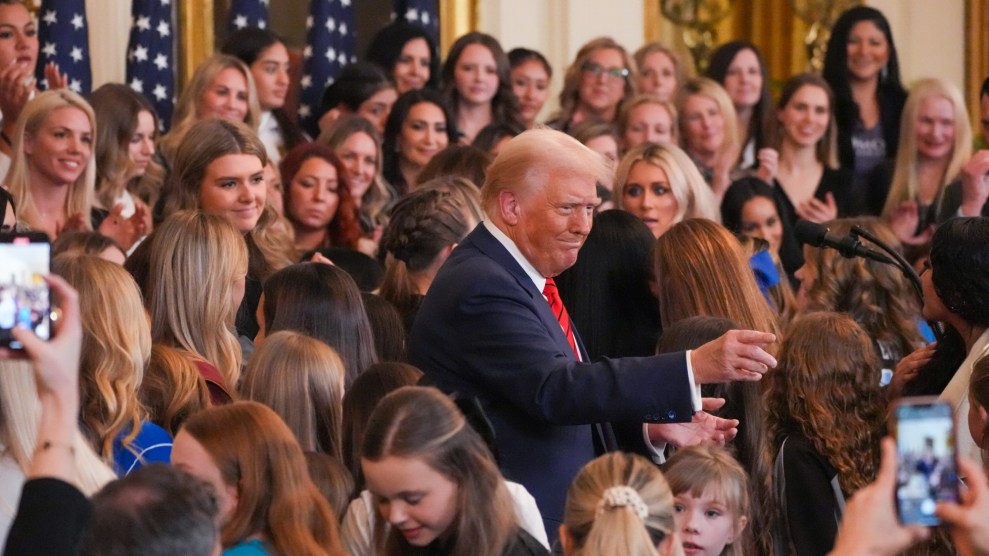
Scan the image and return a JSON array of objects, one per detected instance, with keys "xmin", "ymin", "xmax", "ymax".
[{"xmin": 543, "ymin": 278, "xmax": 578, "ymax": 358}]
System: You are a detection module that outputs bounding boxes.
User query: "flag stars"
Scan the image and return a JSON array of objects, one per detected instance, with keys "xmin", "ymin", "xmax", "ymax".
[
  {"xmin": 153, "ymin": 53, "xmax": 168, "ymax": 70},
  {"xmin": 69, "ymin": 79, "xmax": 81, "ymax": 93},
  {"xmin": 298, "ymin": 104, "xmax": 311, "ymax": 118},
  {"xmin": 300, "ymin": 74, "xmax": 312, "ymax": 89},
  {"xmin": 152, "ymin": 84, "xmax": 168, "ymax": 101},
  {"xmin": 130, "ymin": 78, "xmax": 143, "ymax": 93},
  {"xmin": 42, "ymin": 42, "xmax": 56, "ymax": 58},
  {"xmin": 70, "ymin": 47, "xmax": 82, "ymax": 62},
  {"xmin": 325, "ymin": 47, "xmax": 336, "ymax": 62},
  {"xmin": 325, "ymin": 18, "xmax": 335, "ymax": 33},
  {"xmin": 71, "ymin": 13, "xmax": 84, "ymax": 30},
  {"xmin": 339, "ymin": 22, "xmax": 347, "ymax": 36},
  {"xmin": 303, "ymin": 45, "xmax": 312, "ymax": 59},
  {"xmin": 306, "ymin": 15, "xmax": 313, "ymax": 29},
  {"xmin": 233, "ymin": 14, "xmax": 248, "ymax": 29},
  {"xmin": 131, "ymin": 45, "xmax": 148, "ymax": 62},
  {"xmin": 157, "ymin": 20, "xmax": 169, "ymax": 37},
  {"xmin": 42, "ymin": 10, "xmax": 57, "ymax": 25},
  {"xmin": 136, "ymin": 15, "xmax": 151, "ymax": 31},
  {"xmin": 405, "ymin": 8, "xmax": 417, "ymax": 22},
  {"xmin": 258, "ymin": 19, "xmax": 267, "ymax": 29}
]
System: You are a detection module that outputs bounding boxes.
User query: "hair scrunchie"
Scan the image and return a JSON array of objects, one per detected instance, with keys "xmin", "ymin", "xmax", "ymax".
[{"xmin": 596, "ymin": 486, "xmax": 648, "ymax": 520}]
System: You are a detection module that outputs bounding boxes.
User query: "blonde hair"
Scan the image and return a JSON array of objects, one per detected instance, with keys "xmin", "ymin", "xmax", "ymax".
[
  {"xmin": 317, "ymin": 115, "xmax": 395, "ymax": 227},
  {"xmin": 5, "ymin": 90, "xmax": 97, "ymax": 233},
  {"xmin": 241, "ymin": 330, "xmax": 346, "ymax": 460},
  {"xmin": 141, "ymin": 344, "xmax": 210, "ymax": 436},
  {"xmin": 882, "ymin": 78, "xmax": 973, "ymax": 218},
  {"xmin": 677, "ymin": 78, "xmax": 740, "ymax": 162},
  {"xmin": 53, "ymin": 254, "xmax": 150, "ymax": 464},
  {"xmin": 617, "ymin": 94, "xmax": 679, "ymax": 147},
  {"xmin": 481, "ymin": 127, "xmax": 612, "ymax": 217},
  {"xmin": 147, "ymin": 211, "xmax": 247, "ymax": 388},
  {"xmin": 555, "ymin": 37, "xmax": 636, "ymax": 125},
  {"xmin": 613, "ymin": 142, "xmax": 720, "ymax": 223},
  {"xmin": 563, "ymin": 451, "xmax": 683, "ymax": 556},
  {"xmin": 159, "ymin": 54, "xmax": 260, "ymax": 163},
  {"xmin": 0, "ymin": 360, "xmax": 117, "ymax": 494},
  {"xmin": 663, "ymin": 445, "xmax": 751, "ymax": 556}
]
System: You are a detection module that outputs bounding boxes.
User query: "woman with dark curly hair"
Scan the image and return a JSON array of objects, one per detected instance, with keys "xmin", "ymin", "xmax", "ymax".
[
  {"xmin": 794, "ymin": 217, "xmax": 925, "ymax": 388},
  {"xmin": 365, "ymin": 21, "xmax": 440, "ymax": 94},
  {"xmin": 765, "ymin": 311, "xmax": 885, "ymax": 556},
  {"xmin": 899, "ymin": 217, "xmax": 989, "ymax": 466}
]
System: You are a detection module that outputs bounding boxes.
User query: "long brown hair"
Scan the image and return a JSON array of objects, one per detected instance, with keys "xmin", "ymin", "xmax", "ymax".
[
  {"xmin": 181, "ymin": 401, "xmax": 345, "ymax": 556},
  {"xmin": 362, "ymin": 386, "xmax": 516, "ymax": 556},
  {"xmin": 765, "ymin": 312, "xmax": 885, "ymax": 497},
  {"xmin": 653, "ymin": 217, "xmax": 778, "ymax": 555},
  {"xmin": 241, "ymin": 331, "xmax": 346, "ymax": 460}
]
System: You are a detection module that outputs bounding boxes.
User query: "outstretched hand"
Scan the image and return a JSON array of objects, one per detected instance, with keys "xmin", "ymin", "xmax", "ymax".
[
  {"xmin": 647, "ymin": 398, "xmax": 738, "ymax": 449},
  {"xmin": 690, "ymin": 329, "xmax": 776, "ymax": 384}
]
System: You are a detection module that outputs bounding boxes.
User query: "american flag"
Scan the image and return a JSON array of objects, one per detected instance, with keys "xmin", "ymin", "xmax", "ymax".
[
  {"xmin": 34, "ymin": 0, "xmax": 91, "ymax": 94},
  {"xmin": 298, "ymin": 0, "xmax": 356, "ymax": 136},
  {"xmin": 125, "ymin": 0, "xmax": 175, "ymax": 130},
  {"xmin": 228, "ymin": 0, "xmax": 270, "ymax": 32},
  {"xmin": 393, "ymin": 0, "xmax": 438, "ymax": 43}
]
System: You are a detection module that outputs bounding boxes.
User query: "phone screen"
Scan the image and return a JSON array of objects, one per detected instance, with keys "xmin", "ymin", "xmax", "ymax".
[
  {"xmin": 0, "ymin": 234, "xmax": 51, "ymax": 350},
  {"xmin": 895, "ymin": 399, "xmax": 960, "ymax": 526}
]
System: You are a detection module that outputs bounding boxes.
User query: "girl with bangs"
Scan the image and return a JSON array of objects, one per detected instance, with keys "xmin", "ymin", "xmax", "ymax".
[
  {"xmin": 664, "ymin": 445, "xmax": 751, "ymax": 556},
  {"xmin": 765, "ymin": 311, "xmax": 885, "ymax": 555}
]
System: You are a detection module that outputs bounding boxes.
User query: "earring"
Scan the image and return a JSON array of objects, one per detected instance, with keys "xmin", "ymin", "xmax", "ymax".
[{"xmin": 880, "ymin": 64, "xmax": 889, "ymax": 83}]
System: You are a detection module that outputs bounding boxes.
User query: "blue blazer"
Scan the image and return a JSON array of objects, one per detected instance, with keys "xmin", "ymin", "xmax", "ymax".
[{"xmin": 409, "ymin": 224, "xmax": 694, "ymax": 531}]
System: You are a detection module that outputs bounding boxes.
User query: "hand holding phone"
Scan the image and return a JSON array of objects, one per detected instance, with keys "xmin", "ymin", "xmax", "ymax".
[
  {"xmin": 0, "ymin": 232, "xmax": 51, "ymax": 350},
  {"xmin": 894, "ymin": 397, "xmax": 961, "ymax": 526}
]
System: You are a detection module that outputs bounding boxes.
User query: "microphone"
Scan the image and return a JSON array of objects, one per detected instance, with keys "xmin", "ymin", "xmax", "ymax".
[{"xmin": 794, "ymin": 220, "xmax": 894, "ymax": 264}]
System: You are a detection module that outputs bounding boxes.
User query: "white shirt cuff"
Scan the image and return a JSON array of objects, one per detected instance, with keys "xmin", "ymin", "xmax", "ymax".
[{"xmin": 685, "ymin": 350, "xmax": 702, "ymax": 412}]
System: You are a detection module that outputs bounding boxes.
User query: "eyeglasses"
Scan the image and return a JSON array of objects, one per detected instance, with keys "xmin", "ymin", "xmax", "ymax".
[{"xmin": 581, "ymin": 62, "xmax": 629, "ymax": 81}]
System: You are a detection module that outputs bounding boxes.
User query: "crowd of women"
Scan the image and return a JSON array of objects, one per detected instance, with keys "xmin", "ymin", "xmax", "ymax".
[{"xmin": 2, "ymin": 0, "xmax": 989, "ymax": 554}]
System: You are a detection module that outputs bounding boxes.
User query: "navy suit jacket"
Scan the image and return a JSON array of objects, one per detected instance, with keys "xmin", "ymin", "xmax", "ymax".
[{"xmin": 409, "ymin": 223, "xmax": 694, "ymax": 531}]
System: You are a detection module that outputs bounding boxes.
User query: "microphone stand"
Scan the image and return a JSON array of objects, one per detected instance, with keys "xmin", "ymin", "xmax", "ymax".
[{"xmin": 850, "ymin": 225, "xmax": 944, "ymax": 342}]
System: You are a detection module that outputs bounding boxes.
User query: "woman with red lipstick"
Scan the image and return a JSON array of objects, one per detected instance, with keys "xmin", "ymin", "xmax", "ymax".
[
  {"xmin": 706, "ymin": 42, "xmax": 776, "ymax": 178},
  {"xmin": 89, "ymin": 83, "xmax": 160, "ymax": 238},
  {"xmin": 614, "ymin": 142, "xmax": 720, "ymax": 238},
  {"xmin": 4, "ymin": 90, "xmax": 141, "ymax": 246},
  {"xmin": 823, "ymin": 6, "xmax": 907, "ymax": 215},
  {"xmin": 361, "ymin": 386, "xmax": 548, "ymax": 556},
  {"xmin": 881, "ymin": 78, "xmax": 972, "ymax": 246},
  {"xmin": 171, "ymin": 401, "xmax": 346, "ymax": 556},
  {"xmin": 442, "ymin": 33, "xmax": 525, "ymax": 145},
  {"xmin": 550, "ymin": 37, "xmax": 635, "ymax": 134},
  {"xmin": 279, "ymin": 142, "xmax": 362, "ymax": 254},
  {"xmin": 508, "ymin": 48, "xmax": 552, "ymax": 128},
  {"xmin": 382, "ymin": 89, "xmax": 456, "ymax": 195},
  {"xmin": 222, "ymin": 27, "xmax": 306, "ymax": 167}
]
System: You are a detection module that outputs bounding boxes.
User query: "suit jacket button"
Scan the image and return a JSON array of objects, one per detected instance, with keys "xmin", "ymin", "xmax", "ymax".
[{"xmin": 667, "ymin": 409, "xmax": 676, "ymax": 420}]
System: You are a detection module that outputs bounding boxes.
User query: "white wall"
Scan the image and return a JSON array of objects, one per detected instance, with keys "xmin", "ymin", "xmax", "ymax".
[{"xmin": 869, "ymin": 0, "xmax": 966, "ymax": 92}]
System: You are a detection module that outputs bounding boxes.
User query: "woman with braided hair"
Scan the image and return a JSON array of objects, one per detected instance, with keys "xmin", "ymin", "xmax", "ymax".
[
  {"xmin": 560, "ymin": 451, "xmax": 683, "ymax": 556},
  {"xmin": 379, "ymin": 178, "xmax": 480, "ymax": 331}
]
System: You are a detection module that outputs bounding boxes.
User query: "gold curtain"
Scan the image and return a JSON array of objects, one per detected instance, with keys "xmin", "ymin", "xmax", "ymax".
[{"xmin": 966, "ymin": 0, "xmax": 988, "ymax": 137}]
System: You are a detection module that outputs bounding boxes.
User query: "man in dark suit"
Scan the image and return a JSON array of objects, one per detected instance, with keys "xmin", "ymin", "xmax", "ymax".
[{"xmin": 409, "ymin": 129, "xmax": 776, "ymax": 542}]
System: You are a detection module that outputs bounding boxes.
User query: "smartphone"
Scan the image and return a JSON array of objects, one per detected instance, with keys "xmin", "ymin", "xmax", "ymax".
[
  {"xmin": 893, "ymin": 397, "xmax": 960, "ymax": 526},
  {"xmin": 0, "ymin": 232, "xmax": 51, "ymax": 350}
]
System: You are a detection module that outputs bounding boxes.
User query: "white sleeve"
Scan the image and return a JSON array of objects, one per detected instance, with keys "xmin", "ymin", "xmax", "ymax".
[
  {"xmin": 340, "ymin": 490, "xmax": 376, "ymax": 556},
  {"xmin": 504, "ymin": 480, "xmax": 550, "ymax": 549}
]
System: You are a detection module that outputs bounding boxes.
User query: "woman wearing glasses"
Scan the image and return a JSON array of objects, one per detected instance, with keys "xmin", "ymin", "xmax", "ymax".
[{"xmin": 549, "ymin": 37, "xmax": 635, "ymax": 134}]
